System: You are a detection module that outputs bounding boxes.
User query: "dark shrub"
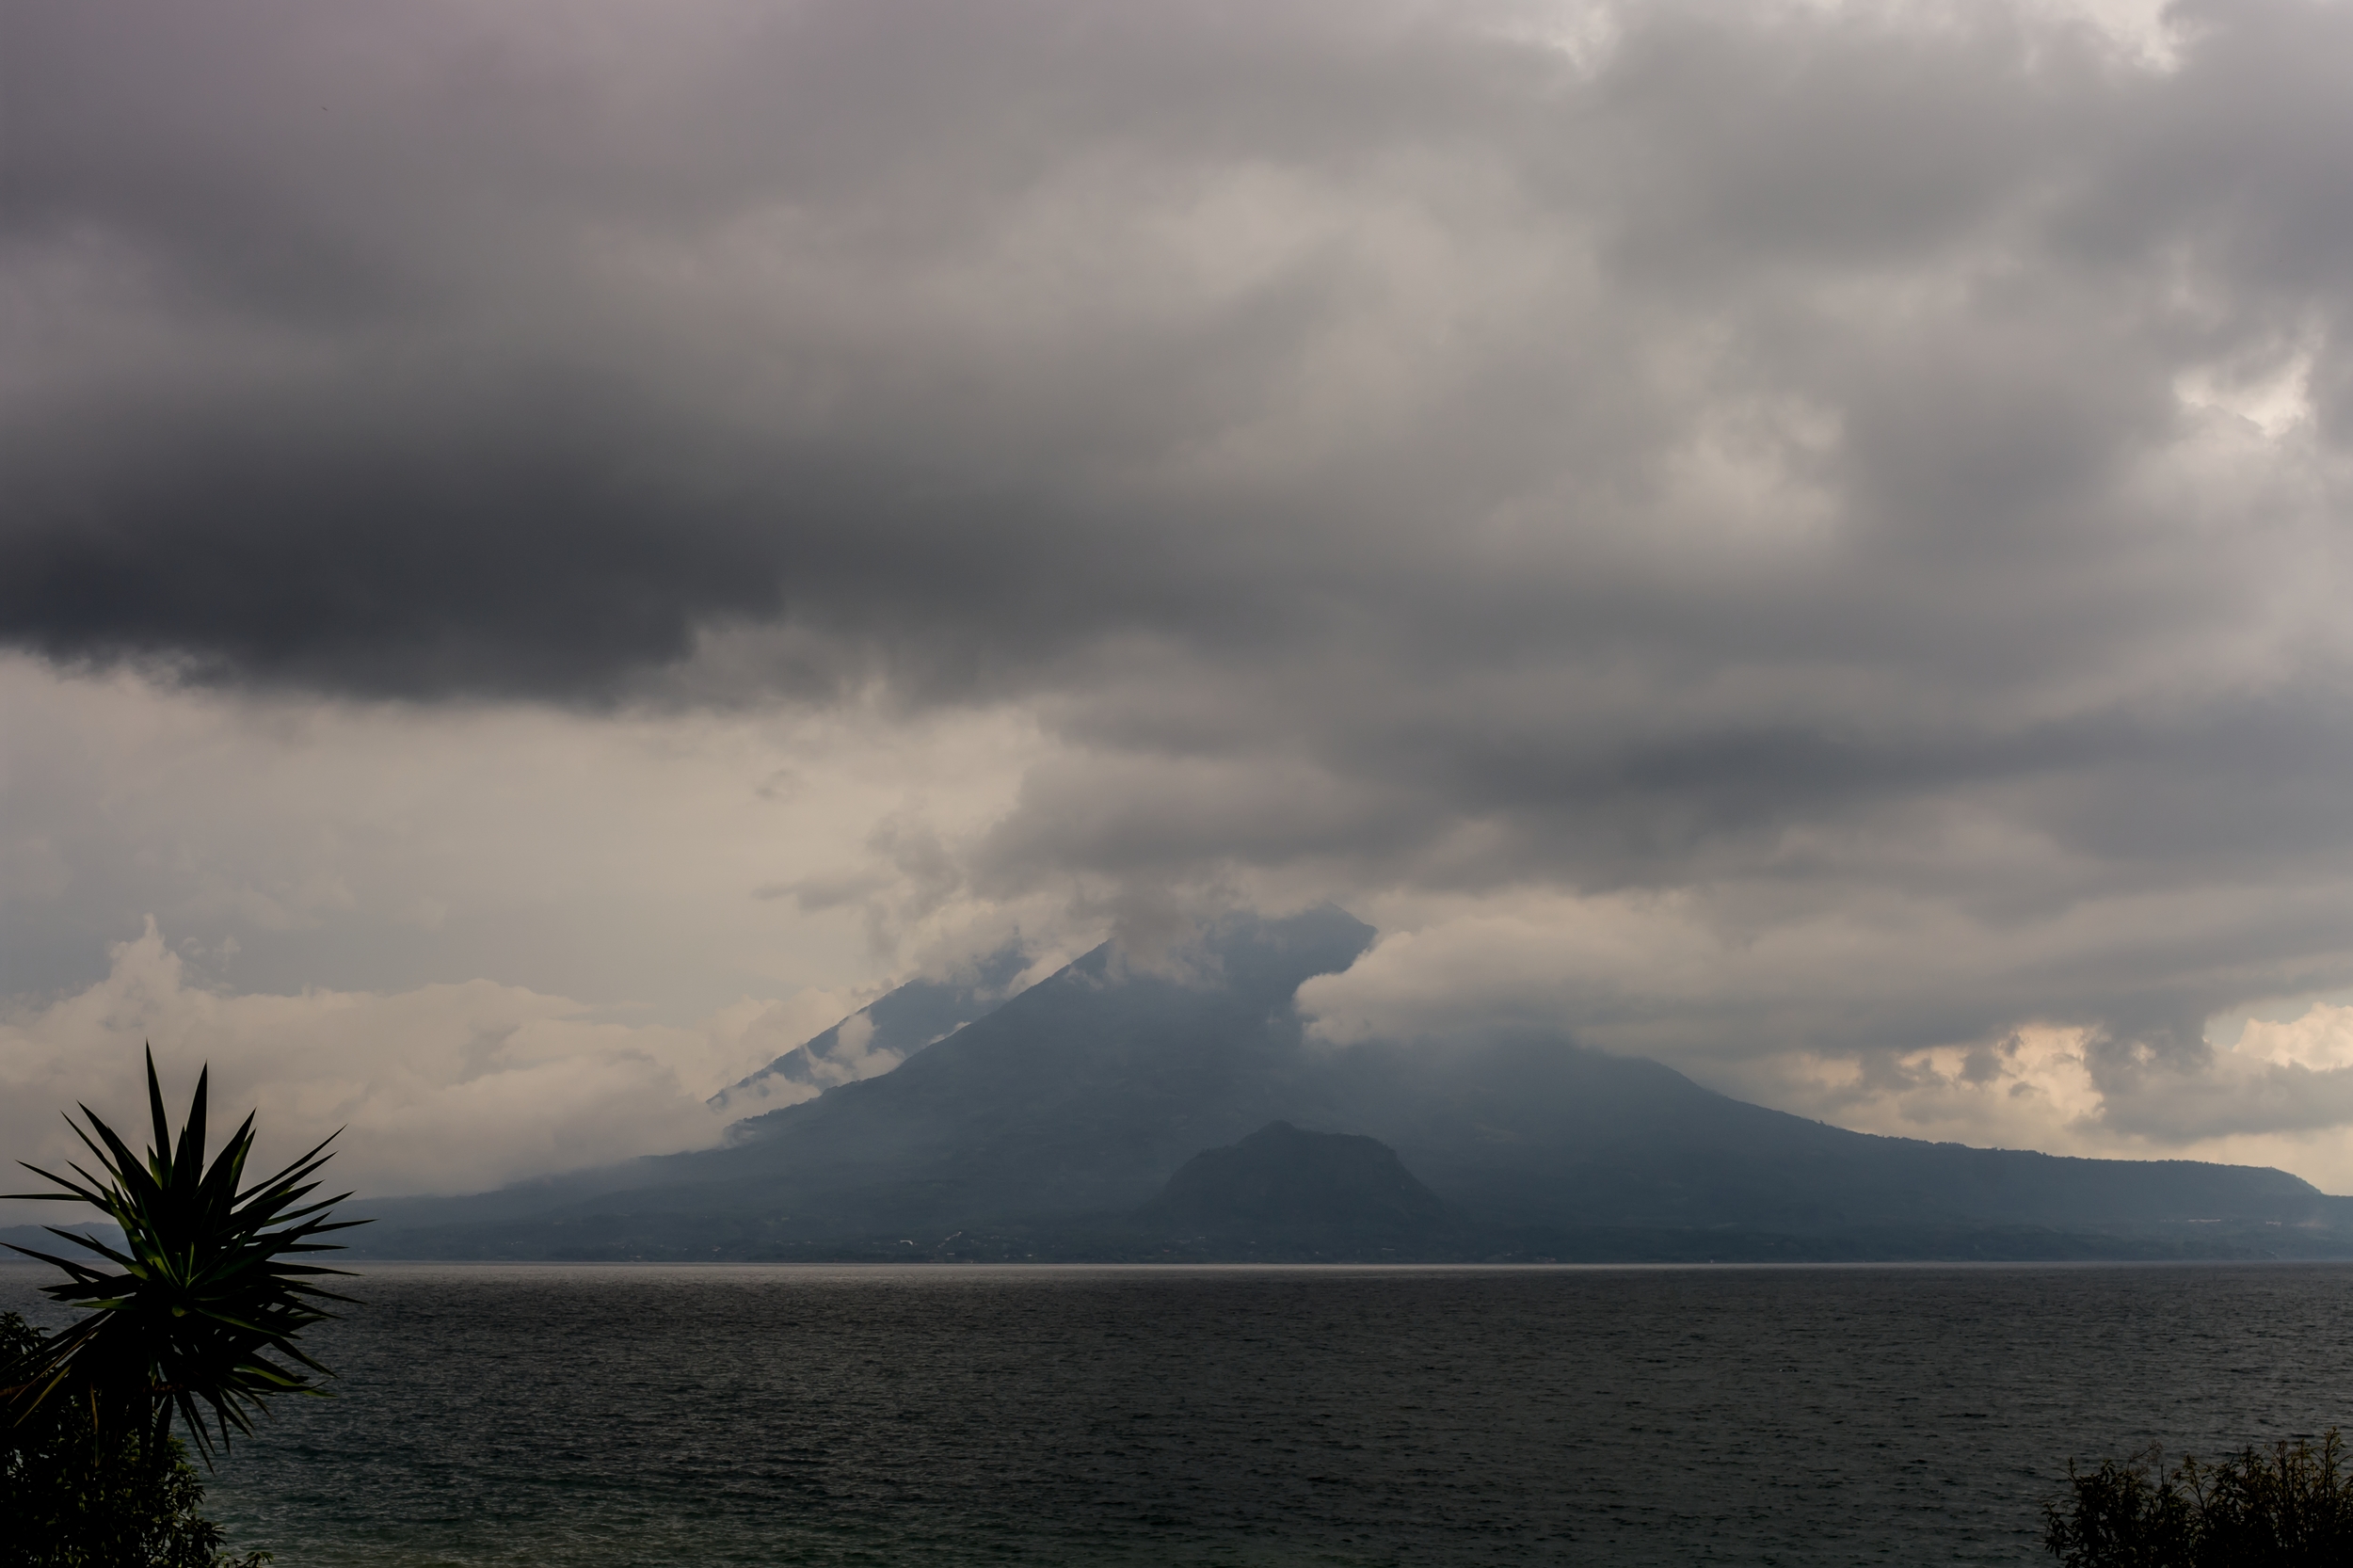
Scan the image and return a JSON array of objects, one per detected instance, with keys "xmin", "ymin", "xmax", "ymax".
[
  {"xmin": 1, "ymin": 1310, "xmax": 265, "ymax": 1568},
  {"xmin": 2046, "ymin": 1432, "xmax": 2353, "ymax": 1567}
]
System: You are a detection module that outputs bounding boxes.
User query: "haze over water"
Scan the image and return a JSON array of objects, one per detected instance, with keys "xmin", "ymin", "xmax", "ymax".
[{"xmin": 9, "ymin": 1261, "xmax": 2348, "ymax": 1565}]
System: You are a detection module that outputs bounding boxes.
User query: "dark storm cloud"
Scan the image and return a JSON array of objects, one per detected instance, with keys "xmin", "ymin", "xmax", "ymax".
[
  {"xmin": 2, "ymin": 0, "xmax": 1534, "ymax": 699},
  {"xmin": 11, "ymin": 0, "xmax": 2353, "ymax": 1108},
  {"xmin": 9, "ymin": 0, "xmax": 2305, "ymax": 696}
]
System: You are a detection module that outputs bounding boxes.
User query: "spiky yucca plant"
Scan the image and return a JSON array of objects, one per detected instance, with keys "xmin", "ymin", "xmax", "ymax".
[{"xmin": 5, "ymin": 1048, "xmax": 365, "ymax": 1466}]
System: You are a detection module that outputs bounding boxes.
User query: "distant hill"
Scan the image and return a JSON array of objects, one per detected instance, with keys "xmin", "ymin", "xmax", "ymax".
[
  {"xmin": 345, "ymin": 906, "xmax": 2353, "ymax": 1262},
  {"xmin": 1128, "ymin": 1122, "xmax": 1460, "ymax": 1257},
  {"xmin": 0, "ymin": 1222, "xmax": 124, "ymax": 1262},
  {"xmin": 1313, "ymin": 1034, "xmax": 2334, "ymax": 1238}
]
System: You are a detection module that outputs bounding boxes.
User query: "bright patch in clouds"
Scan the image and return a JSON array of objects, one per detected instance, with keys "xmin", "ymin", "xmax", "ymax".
[
  {"xmin": 1303, "ymin": 885, "xmax": 2353, "ymax": 1191},
  {"xmin": 1736, "ymin": 1025, "xmax": 2353, "ymax": 1197}
]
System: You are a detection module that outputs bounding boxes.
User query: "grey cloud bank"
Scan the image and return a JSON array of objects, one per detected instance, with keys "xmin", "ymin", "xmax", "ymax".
[{"xmin": 8, "ymin": 0, "xmax": 2353, "ymax": 1187}]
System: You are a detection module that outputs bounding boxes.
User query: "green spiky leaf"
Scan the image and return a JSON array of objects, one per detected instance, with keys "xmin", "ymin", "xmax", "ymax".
[{"xmin": 4, "ymin": 1046, "xmax": 368, "ymax": 1464}]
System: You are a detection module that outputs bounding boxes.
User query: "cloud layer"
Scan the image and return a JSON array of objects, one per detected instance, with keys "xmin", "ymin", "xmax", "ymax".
[
  {"xmin": 0, "ymin": 921, "xmax": 850, "ymax": 1218},
  {"xmin": 9, "ymin": 0, "xmax": 2353, "ymax": 1183}
]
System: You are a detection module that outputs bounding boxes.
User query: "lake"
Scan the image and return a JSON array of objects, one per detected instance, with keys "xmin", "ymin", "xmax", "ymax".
[{"xmin": 7, "ymin": 1261, "xmax": 2350, "ymax": 1565}]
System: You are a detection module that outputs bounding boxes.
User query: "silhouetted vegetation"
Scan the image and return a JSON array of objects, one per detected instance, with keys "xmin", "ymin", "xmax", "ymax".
[
  {"xmin": 2046, "ymin": 1432, "xmax": 2353, "ymax": 1566},
  {"xmin": 1, "ymin": 1311, "xmax": 264, "ymax": 1568},
  {"xmin": 3, "ymin": 1048, "xmax": 360, "ymax": 1565}
]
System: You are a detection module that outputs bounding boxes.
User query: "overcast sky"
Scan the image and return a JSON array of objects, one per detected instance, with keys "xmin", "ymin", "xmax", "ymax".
[{"xmin": 8, "ymin": 0, "xmax": 2353, "ymax": 1205}]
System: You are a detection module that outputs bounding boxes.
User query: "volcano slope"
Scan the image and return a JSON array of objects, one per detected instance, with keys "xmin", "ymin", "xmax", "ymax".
[{"xmin": 349, "ymin": 906, "xmax": 2353, "ymax": 1261}]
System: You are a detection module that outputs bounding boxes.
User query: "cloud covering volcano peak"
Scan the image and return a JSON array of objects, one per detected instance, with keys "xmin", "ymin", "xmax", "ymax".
[{"xmin": 8, "ymin": 0, "xmax": 2353, "ymax": 1194}]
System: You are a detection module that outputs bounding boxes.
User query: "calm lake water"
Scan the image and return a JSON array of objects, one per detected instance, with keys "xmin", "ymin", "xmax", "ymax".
[{"xmin": 7, "ymin": 1261, "xmax": 2352, "ymax": 1566}]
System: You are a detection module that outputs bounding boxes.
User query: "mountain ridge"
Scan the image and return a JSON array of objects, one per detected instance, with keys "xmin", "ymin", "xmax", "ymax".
[
  {"xmin": 344, "ymin": 906, "xmax": 2353, "ymax": 1261},
  {"xmin": 708, "ymin": 944, "xmax": 1032, "ymax": 1115}
]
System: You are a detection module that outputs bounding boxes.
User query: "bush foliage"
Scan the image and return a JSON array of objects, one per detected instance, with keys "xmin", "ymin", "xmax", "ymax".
[
  {"xmin": 1, "ymin": 1311, "xmax": 265, "ymax": 1568},
  {"xmin": 2046, "ymin": 1432, "xmax": 2353, "ymax": 1567}
]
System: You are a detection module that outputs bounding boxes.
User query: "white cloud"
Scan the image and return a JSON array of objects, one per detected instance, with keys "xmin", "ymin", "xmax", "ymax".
[
  {"xmin": 0, "ymin": 920, "xmax": 867, "ymax": 1221},
  {"xmin": 1299, "ymin": 887, "xmax": 2353, "ymax": 1191},
  {"xmin": 2238, "ymin": 1002, "xmax": 2353, "ymax": 1071},
  {"xmin": 1689, "ymin": 1027, "xmax": 2353, "ymax": 1195}
]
